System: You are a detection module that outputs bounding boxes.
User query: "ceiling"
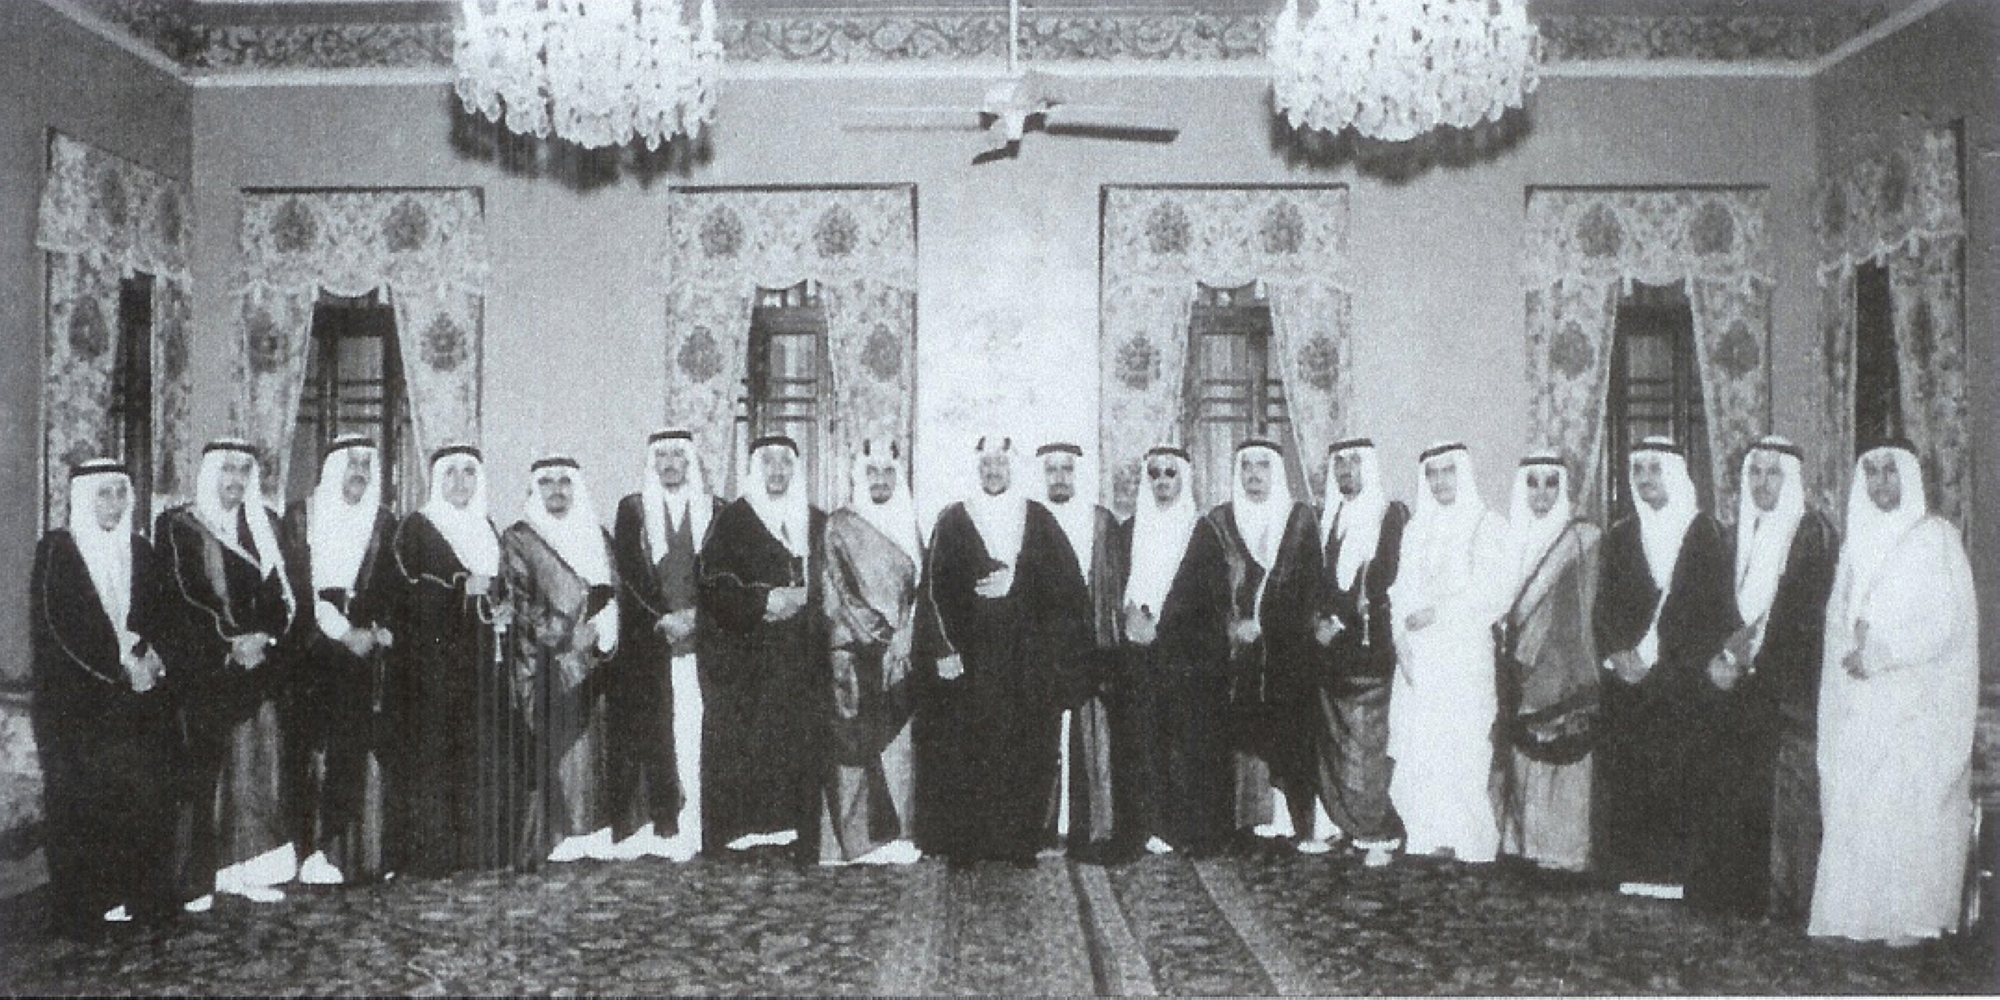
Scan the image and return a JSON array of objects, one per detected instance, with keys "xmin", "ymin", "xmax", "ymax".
[{"xmin": 71, "ymin": 0, "xmax": 1917, "ymax": 74}]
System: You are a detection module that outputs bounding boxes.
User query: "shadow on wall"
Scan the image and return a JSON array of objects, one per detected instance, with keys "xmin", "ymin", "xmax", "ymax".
[
  {"xmin": 448, "ymin": 94, "xmax": 713, "ymax": 191},
  {"xmin": 1269, "ymin": 102, "xmax": 1535, "ymax": 184}
]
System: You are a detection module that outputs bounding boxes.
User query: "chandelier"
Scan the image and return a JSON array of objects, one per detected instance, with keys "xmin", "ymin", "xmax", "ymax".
[
  {"xmin": 454, "ymin": 0, "xmax": 724, "ymax": 151},
  {"xmin": 1270, "ymin": 0, "xmax": 1542, "ymax": 143}
]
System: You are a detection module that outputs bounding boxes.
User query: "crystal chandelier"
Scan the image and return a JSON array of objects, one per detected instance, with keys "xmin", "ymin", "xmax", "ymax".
[
  {"xmin": 454, "ymin": 0, "xmax": 724, "ymax": 151},
  {"xmin": 1270, "ymin": 0, "xmax": 1542, "ymax": 143}
]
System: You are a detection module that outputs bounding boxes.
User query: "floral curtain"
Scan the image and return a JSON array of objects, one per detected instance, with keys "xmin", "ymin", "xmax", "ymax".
[
  {"xmin": 1100, "ymin": 186, "xmax": 1353, "ymax": 517},
  {"xmin": 1523, "ymin": 188, "xmax": 1772, "ymax": 521},
  {"xmin": 1814, "ymin": 125, "xmax": 1966, "ymax": 523},
  {"xmin": 237, "ymin": 191, "xmax": 490, "ymax": 500},
  {"xmin": 663, "ymin": 187, "xmax": 917, "ymax": 508},
  {"xmin": 35, "ymin": 133, "xmax": 192, "ymax": 526}
]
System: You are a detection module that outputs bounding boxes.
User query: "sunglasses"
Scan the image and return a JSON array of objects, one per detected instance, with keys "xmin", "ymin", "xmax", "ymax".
[{"xmin": 1146, "ymin": 465, "xmax": 1180, "ymax": 480}]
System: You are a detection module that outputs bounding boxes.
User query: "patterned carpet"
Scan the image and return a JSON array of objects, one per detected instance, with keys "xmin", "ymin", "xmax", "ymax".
[{"xmin": 0, "ymin": 845, "xmax": 1990, "ymax": 995}]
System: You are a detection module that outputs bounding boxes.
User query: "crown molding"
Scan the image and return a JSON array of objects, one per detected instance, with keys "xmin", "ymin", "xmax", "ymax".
[
  {"xmin": 41, "ymin": 0, "xmax": 1966, "ymax": 90},
  {"xmin": 37, "ymin": 0, "xmax": 189, "ymax": 78}
]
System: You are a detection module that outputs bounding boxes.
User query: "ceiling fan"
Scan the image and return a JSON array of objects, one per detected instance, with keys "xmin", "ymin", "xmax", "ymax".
[{"xmin": 840, "ymin": 0, "xmax": 1182, "ymax": 163}]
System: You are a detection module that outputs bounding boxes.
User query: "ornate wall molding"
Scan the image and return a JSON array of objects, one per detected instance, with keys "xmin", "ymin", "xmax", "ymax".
[
  {"xmin": 191, "ymin": 22, "xmax": 453, "ymax": 71},
  {"xmin": 72, "ymin": 3, "xmax": 1895, "ymax": 73},
  {"xmin": 1537, "ymin": 9, "xmax": 1892, "ymax": 63}
]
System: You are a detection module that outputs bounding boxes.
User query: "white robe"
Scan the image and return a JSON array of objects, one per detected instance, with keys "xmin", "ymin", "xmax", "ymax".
[
  {"xmin": 1810, "ymin": 516, "xmax": 1978, "ymax": 941},
  {"xmin": 1387, "ymin": 509, "xmax": 1509, "ymax": 862}
]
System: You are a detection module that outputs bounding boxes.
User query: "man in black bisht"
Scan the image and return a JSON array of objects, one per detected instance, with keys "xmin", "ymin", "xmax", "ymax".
[
  {"xmin": 29, "ymin": 460, "xmax": 177, "ymax": 935},
  {"xmin": 1592, "ymin": 436, "xmax": 1735, "ymax": 898},
  {"xmin": 696, "ymin": 435, "xmax": 827, "ymax": 859},
  {"xmin": 915, "ymin": 436, "xmax": 1092, "ymax": 867},
  {"xmin": 1206, "ymin": 438, "xmax": 1324, "ymax": 848},
  {"xmin": 1033, "ymin": 441, "xmax": 1128, "ymax": 862},
  {"xmin": 279, "ymin": 434, "xmax": 400, "ymax": 885},
  {"xmin": 609, "ymin": 429, "xmax": 722, "ymax": 862}
]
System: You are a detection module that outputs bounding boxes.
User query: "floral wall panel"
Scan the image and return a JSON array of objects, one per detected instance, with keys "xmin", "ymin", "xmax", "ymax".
[
  {"xmin": 1523, "ymin": 280, "xmax": 1620, "ymax": 521},
  {"xmin": 1814, "ymin": 125, "xmax": 1966, "ymax": 524},
  {"xmin": 237, "ymin": 190, "xmax": 490, "ymax": 499},
  {"xmin": 1101, "ymin": 185, "xmax": 1352, "ymax": 517},
  {"xmin": 40, "ymin": 255, "xmax": 122, "ymax": 525},
  {"xmin": 35, "ymin": 133, "xmax": 192, "ymax": 526},
  {"xmin": 151, "ymin": 276, "xmax": 194, "ymax": 505},
  {"xmin": 1524, "ymin": 187, "xmax": 1772, "ymax": 520},
  {"xmin": 664, "ymin": 186, "xmax": 917, "ymax": 505}
]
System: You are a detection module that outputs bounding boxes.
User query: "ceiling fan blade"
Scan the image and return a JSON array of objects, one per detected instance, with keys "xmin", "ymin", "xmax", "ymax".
[
  {"xmin": 971, "ymin": 140, "xmax": 1021, "ymax": 165},
  {"xmin": 841, "ymin": 107, "xmax": 987, "ymax": 132},
  {"xmin": 1043, "ymin": 104, "xmax": 1181, "ymax": 137}
]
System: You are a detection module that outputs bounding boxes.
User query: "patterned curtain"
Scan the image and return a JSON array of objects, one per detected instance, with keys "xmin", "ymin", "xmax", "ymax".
[
  {"xmin": 237, "ymin": 191, "xmax": 490, "ymax": 500},
  {"xmin": 1523, "ymin": 188, "xmax": 1772, "ymax": 521},
  {"xmin": 1521, "ymin": 280, "xmax": 1621, "ymax": 521},
  {"xmin": 663, "ymin": 187, "xmax": 918, "ymax": 509},
  {"xmin": 1814, "ymin": 125, "xmax": 1966, "ymax": 524},
  {"xmin": 35, "ymin": 133, "xmax": 192, "ymax": 526},
  {"xmin": 1100, "ymin": 186, "xmax": 1353, "ymax": 518}
]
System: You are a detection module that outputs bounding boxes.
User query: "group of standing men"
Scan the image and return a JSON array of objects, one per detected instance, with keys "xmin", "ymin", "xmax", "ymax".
[{"xmin": 31, "ymin": 421, "xmax": 1979, "ymax": 950}]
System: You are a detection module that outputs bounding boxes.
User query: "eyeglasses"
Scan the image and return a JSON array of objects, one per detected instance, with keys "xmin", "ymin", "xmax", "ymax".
[{"xmin": 1146, "ymin": 465, "xmax": 1179, "ymax": 480}]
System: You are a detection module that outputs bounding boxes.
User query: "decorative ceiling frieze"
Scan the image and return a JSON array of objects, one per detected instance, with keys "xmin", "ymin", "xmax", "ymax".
[{"xmin": 58, "ymin": 0, "xmax": 1906, "ymax": 74}]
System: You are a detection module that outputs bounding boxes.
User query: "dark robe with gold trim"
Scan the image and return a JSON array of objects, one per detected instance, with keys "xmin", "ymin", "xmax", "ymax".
[
  {"xmin": 1686, "ymin": 510, "xmax": 1836, "ymax": 916},
  {"xmin": 1767, "ymin": 512, "xmax": 1838, "ymax": 923},
  {"xmin": 1114, "ymin": 515, "xmax": 1232, "ymax": 851},
  {"xmin": 391, "ymin": 511, "xmax": 509, "ymax": 875},
  {"xmin": 29, "ymin": 530, "xmax": 178, "ymax": 932},
  {"xmin": 500, "ymin": 522, "xmax": 617, "ymax": 867},
  {"xmin": 1591, "ymin": 511, "xmax": 1735, "ymax": 885},
  {"xmin": 1310, "ymin": 500, "xmax": 1409, "ymax": 846},
  {"xmin": 154, "ymin": 503, "xmax": 299, "ymax": 899},
  {"xmin": 1207, "ymin": 501, "xmax": 1323, "ymax": 833},
  {"xmin": 610, "ymin": 492, "xmax": 722, "ymax": 841},
  {"xmin": 914, "ymin": 499, "xmax": 1091, "ymax": 862},
  {"xmin": 696, "ymin": 498, "xmax": 828, "ymax": 855},
  {"xmin": 279, "ymin": 501, "xmax": 399, "ymax": 882},
  {"xmin": 1043, "ymin": 504, "xmax": 1127, "ymax": 856}
]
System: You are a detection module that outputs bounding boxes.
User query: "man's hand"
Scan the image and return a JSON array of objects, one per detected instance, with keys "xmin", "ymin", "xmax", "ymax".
[
  {"xmin": 340, "ymin": 627, "xmax": 378, "ymax": 658},
  {"xmin": 489, "ymin": 604, "xmax": 514, "ymax": 630},
  {"xmin": 1706, "ymin": 652, "xmax": 1745, "ymax": 691},
  {"xmin": 1605, "ymin": 649, "xmax": 1650, "ymax": 685},
  {"xmin": 373, "ymin": 626, "xmax": 395, "ymax": 650},
  {"xmin": 230, "ymin": 633, "xmax": 273, "ymax": 670},
  {"xmin": 1405, "ymin": 607, "xmax": 1438, "ymax": 632},
  {"xmin": 764, "ymin": 586, "xmax": 806, "ymax": 622},
  {"xmin": 574, "ymin": 620, "xmax": 599, "ymax": 653},
  {"xmin": 126, "ymin": 648, "xmax": 165, "ymax": 693},
  {"xmin": 1230, "ymin": 618, "xmax": 1262, "ymax": 646},
  {"xmin": 974, "ymin": 568, "xmax": 1014, "ymax": 600},
  {"xmin": 656, "ymin": 608, "xmax": 697, "ymax": 643},
  {"xmin": 1843, "ymin": 620, "xmax": 1871, "ymax": 679},
  {"xmin": 1124, "ymin": 602, "xmax": 1158, "ymax": 647},
  {"xmin": 1723, "ymin": 623, "xmax": 1757, "ymax": 666},
  {"xmin": 1315, "ymin": 615, "xmax": 1346, "ymax": 647},
  {"xmin": 935, "ymin": 653, "xmax": 965, "ymax": 681}
]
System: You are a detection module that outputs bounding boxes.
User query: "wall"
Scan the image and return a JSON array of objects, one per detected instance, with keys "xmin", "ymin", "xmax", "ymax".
[
  {"xmin": 190, "ymin": 71, "xmax": 1818, "ymax": 527},
  {"xmin": 0, "ymin": 1, "xmax": 191, "ymax": 846},
  {"xmin": 1814, "ymin": 0, "xmax": 2000, "ymax": 793}
]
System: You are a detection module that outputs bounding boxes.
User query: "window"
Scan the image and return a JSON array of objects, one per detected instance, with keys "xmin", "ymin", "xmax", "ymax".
[
  {"xmin": 110, "ymin": 273, "xmax": 154, "ymax": 527},
  {"xmin": 286, "ymin": 290, "xmax": 421, "ymax": 510},
  {"xmin": 1603, "ymin": 281, "xmax": 1711, "ymax": 515},
  {"xmin": 1852, "ymin": 259, "xmax": 1902, "ymax": 444},
  {"xmin": 738, "ymin": 280, "xmax": 835, "ymax": 507},
  {"xmin": 1181, "ymin": 281, "xmax": 1306, "ymax": 509}
]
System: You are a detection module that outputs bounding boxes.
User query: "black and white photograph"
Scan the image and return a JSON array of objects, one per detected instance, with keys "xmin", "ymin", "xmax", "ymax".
[{"xmin": 0, "ymin": 0, "xmax": 1993, "ymax": 993}]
